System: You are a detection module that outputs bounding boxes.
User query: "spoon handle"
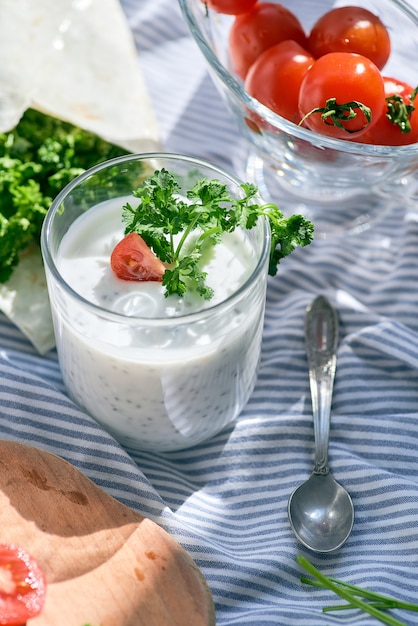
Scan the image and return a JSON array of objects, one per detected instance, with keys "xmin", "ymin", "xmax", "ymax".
[{"xmin": 305, "ymin": 295, "xmax": 339, "ymax": 475}]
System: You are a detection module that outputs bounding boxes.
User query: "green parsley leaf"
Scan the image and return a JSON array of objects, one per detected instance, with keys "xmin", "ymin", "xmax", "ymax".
[
  {"xmin": 0, "ymin": 108, "xmax": 129, "ymax": 283},
  {"xmin": 122, "ymin": 168, "xmax": 314, "ymax": 299}
]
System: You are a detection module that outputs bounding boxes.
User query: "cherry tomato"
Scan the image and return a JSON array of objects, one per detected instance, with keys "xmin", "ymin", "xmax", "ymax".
[
  {"xmin": 201, "ymin": 0, "xmax": 257, "ymax": 15},
  {"xmin": 308, "ymin": 6, "xmax": 391, "ymax": 71},
  {"xmin": 245, "ymin": 40, "xmax": 314, "ymax": 122},
  {"xmin": 359, "ymin": 77, "xmax": 418, "ymax": 146},
  {"xmin": 229, "ymin": 2, "xmax": 308, "ymax": 80},
  {"xmin": 0, "ymin": 544, "xmax": 46, "ymax": 625},
  {"xmin": 111, "ymin": 232, "xmax": 166, "ymax": 282},
  {"xmin": 298, "ymin": 52, "xmax": 385, "ymax": 139}
]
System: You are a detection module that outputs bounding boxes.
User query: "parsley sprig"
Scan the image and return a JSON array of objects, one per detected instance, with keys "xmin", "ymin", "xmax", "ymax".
[
  {"xmin": 297, "ymin": 555, "xmax": 418, "ymax": 626},
  {"xmin": 122, "ymin": 168, "xmax": 313, "ymax": 299}
]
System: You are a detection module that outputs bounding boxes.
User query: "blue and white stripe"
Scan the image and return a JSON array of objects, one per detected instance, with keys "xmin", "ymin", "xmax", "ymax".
[{"xmin": 1, "ymin": 0, "xmax": 418, "ymax": 623}]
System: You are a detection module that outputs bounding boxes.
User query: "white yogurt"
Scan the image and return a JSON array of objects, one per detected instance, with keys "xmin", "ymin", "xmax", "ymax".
[
  {"xmin": 50, "ymin": 197, "xmax": 268, "ymax": 451},
  {"xmin": 58, "ymin": 198, "xmax": 255, "ymax": 319}
]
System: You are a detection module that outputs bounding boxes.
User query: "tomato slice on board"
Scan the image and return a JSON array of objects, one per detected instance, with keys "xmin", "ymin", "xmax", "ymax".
[
  {"xmin": 0, "ymin": 544, "xmax": 46, "ymax": 625},
  {"xmin": 111, "ymin": 232, "xmax": 166, "ymax": 282}
]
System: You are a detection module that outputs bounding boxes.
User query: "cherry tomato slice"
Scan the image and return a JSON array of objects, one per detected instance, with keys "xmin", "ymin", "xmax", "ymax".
[
  {"xmin": 298, "ymin": 52, "xmax": 385, "ymax": 139},
  {"xmin": 111, "ymin": 232, "xmax": 165, "ymax": 282},
  {"xmin": 245, "ymin": 40, "xmax": 314, "ymax": 122},
  {"xmin": 201, "ymin": 0, "xmax": 257, "ymax": 15},
  {"xmin": 359, "ymin": 77, "xmax": 418, "ymax": 146},
  {"xmin": 308, "ymin": 6, "xmax": 391, "ymax": 71},
  {"xmin": 0, "ymin": 544, "xmax": 46, "ymax": 625},
  {"xmin": 229, "ymin": 2, "xmax": 307, "ymax": 79}
]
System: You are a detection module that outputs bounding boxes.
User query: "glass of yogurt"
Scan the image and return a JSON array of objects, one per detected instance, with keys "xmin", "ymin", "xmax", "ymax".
[{"xmin": 41, "ymin": 153, "xmax": 270, "ymax": 452}]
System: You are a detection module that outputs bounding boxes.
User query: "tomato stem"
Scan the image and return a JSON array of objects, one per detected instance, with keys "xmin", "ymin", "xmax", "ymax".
[
  {"xmin": 299, "ymin": 98, "xmax": 372, "ymax": 134},
  {"xmin": 386, "ymin": 86, "xmax": 417, "ymax": 134}
]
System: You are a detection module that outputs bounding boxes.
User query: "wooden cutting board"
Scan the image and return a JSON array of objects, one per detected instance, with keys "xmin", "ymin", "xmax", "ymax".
[{"xmin": 0, "ymin": 440, "xmax": 215, "ymax": 626}]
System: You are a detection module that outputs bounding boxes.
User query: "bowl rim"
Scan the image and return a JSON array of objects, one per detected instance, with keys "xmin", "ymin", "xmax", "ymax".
[{"xmin": 178, "ymin": 0, "xmax": 418, "ymax": 157}]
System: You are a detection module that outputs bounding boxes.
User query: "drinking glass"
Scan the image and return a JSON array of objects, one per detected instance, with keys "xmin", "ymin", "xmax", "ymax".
[{"xmin": 41, "ymin": 153, "xmax": 270, "ymax": 451}]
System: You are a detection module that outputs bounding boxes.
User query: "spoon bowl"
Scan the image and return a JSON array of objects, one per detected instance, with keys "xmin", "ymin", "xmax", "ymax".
[
  {"xmin": 288, "ymin": 472, "xmax": 354, "ymax": 553},
  {"xmin": 287, "ymin": 295, "xmax": 354, "ymax": 553}
]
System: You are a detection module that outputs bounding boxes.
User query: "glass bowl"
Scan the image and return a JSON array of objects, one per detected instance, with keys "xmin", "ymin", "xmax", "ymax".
[{"xmin": 178, "ymin": 0, "xmax": 418, "ymax": 237}]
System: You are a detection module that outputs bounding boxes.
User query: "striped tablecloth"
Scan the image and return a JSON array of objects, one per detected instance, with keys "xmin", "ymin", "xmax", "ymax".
[{"xmin": 2, "ymin": 1, "xmax": 418, "ymax": 623}]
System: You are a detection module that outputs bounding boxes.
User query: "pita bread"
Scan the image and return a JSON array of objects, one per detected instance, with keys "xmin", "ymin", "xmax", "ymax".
[
  {"xmin": 0, "ymin": 246, "xmax": 55, "ymax": 354},
  {"xmin": 0, "ymin": 0, "xmax": 160, "ymax": 150},
  {"xmin": 0, "ymin": 0, "xmax": 161, "ymax": 353}
]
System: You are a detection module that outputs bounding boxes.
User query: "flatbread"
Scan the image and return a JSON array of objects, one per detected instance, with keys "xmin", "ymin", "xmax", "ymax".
[
  {"xmin": 0, "ymin": 0, "xmax": 160, "ymax": 151},
  {"xmin": 0, "ymin": 0, "xmax": 161, "ymax": 353},
  {"xmin": 0, "ymin": 246, "xmax": 55, "ymax": 354}
]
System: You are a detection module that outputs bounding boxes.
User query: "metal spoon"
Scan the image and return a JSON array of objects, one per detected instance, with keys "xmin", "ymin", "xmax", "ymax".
[{"xmin": 287, "ymin": 295, "xmax": 354, "ymax": 553}]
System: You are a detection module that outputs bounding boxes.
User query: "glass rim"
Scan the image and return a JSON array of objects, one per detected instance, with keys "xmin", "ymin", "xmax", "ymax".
[
  {"xmin": 41, "ymin": 151, "xmax": 271, "ymax": 327},
  {"xmin": 178, "ymin": 0, "xmax": 418, "ymax": 157}
]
